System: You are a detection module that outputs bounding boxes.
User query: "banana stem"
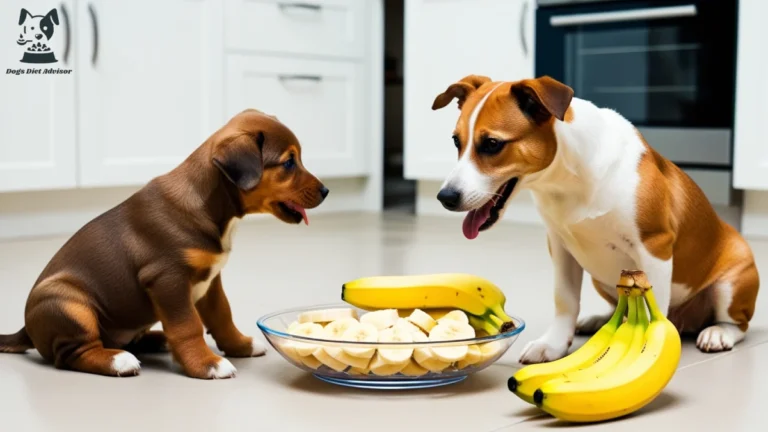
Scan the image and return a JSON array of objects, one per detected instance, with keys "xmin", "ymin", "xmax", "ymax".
[
  {"xmin": 643, "ymin": 289, "xmax": 664, "ymax": 321},
  {"xmin": 606, "ymin": 294, "xmax": 629, "ymax": 327},
  {"xmin": 637, "ymin": 293, "xmax": 650, "ymax": 328},
  {"xmin": 627, "ymin": 295, "xmax": 638, "ymax": 325}
]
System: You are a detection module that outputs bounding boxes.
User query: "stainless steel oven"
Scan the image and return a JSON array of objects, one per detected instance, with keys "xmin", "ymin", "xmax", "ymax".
[{"xmin": 535, "ymin": 0, "xmax": 740, "ymax": 215}]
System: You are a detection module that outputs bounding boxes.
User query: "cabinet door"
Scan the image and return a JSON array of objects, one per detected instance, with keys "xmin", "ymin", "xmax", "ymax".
[
  {"xmin": 77, "ymin": 0, "xmax": 222, "ymax": 187},
  {"xmin": 225, "ymin": 55, "xmax": 367, "ymax": 178},
  {"xmin": 404, "ymin": 0, "xmax": 534, "ymax": 180},
  {"xmin": 734, "ymin": 0, "xmax": 768, "ymax": 190},
  {"xmin": 0, "ymin": 0, "xmax": 76, "ymax": 192}
]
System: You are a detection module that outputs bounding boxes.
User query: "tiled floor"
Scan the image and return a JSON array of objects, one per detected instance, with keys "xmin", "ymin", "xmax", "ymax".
[{"xmin": 0, "ymin": 213, "xmax": 765, "ymax": 431}]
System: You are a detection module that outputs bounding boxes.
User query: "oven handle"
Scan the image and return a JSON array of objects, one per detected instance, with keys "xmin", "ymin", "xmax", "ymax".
[{"xmin": 550, "ymin": 5, "xmax": 697, "ymax": 27}]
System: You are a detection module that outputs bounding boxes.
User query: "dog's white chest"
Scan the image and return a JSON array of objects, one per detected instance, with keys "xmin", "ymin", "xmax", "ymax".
[{"xmin": 191, "ymin": 219, "xmax": 238, "ymax": 304}]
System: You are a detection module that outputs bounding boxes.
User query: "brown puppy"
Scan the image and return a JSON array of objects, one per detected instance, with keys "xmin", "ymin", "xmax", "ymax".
[{"xmin": 0, "ymin": 109, "xmax": 328, "ymax": 379}]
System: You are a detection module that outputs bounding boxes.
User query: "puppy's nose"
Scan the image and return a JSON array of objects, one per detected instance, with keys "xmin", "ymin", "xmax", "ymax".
[
  {"xmin": 437, "ymin": 188, "xmax": 461, "ymax": 210},
  {"xmin": 35, "ymin": 34, "xmax": 43, "ymax": 40},
  {"xmin": 319, "ymin": 185, "xmax": 329, "ymax": 199}
]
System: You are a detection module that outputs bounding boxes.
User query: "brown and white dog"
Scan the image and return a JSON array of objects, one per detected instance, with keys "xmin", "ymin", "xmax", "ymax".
[
  {"xmin": 432, "ymin": 75, "xmax": 759, "ymax": 364},
  {"xmin": 0, "ymin": 109, "xmax": 328, "ymax": 378}
]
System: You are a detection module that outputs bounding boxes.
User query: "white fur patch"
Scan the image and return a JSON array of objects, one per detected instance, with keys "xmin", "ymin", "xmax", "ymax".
[
  {"xmin": 209, "ymin": 357, "xmax": 237, "ymax": 379},
  {"xmin": 191, "ymin": 218, "xmax": 239, "ymax": 303},
  {"xmin": 112, "ymin": 352, "xmax": 141, "ymax": 376}
]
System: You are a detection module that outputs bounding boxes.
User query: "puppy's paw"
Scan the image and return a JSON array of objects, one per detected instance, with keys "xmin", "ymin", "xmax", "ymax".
[
  {"xmin": 250, "ymin": 338, "xmax": 267, "ymax": 357},
  {"xmin": 208, "ymin": 357, "xmax": 238, "ymax": 379},
  {"xmin": 221, "ymin": 336, "xmax": 267, "ymax": 358},
  {"xmin": 111, "ymin": 351, "xmax": 141, "ymax": 377},
  {"xmin": 697, "ymin": 325, "xmax": 738, "ymax": 353},
  {"xmin": 576, "ymin": 313, "xmax": 612, "ymax": 335},
  {"xmin": 518, "ymin": 338, "xmax": 569, "ymax": 364}
]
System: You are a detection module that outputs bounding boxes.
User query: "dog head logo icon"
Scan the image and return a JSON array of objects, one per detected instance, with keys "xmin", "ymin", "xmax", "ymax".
[{"xmin": 17, "ymin": 8, "xmax": 59, "ymax": 64}]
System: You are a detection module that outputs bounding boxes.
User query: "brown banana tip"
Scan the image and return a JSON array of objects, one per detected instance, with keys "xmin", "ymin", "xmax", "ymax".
[
  {"xmin": 500, "ymin": 321, "xmax": 517, "ymax": 333},
  {"xmin": 618, "ymin": 269, "xmax": 652, "ymax": 291}
]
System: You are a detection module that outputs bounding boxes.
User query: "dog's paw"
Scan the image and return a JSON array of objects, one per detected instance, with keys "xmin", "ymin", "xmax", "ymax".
[
  {"xmin": 250, "ymin": 338, "xmax": 267, "ymax": 357},
  {"xmin": 576, "ymin": 313, "xmax": 612, "ymax": 335},
  {"xmin": 518, "ymin": 338, "xmax": 569, "ymax": 364},
  {"xmin": 208, "ymin": 357, "xmax": 237, "ymax": 379},
  {"xmin": 697, "ymin": 325, "xmax": 736, "ymax": 353},
  {"xmin": 111, "ymin": 351, "xmax": 141, "ymax": 377}
]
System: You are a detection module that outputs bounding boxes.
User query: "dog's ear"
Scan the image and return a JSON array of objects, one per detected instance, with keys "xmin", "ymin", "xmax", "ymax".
[
  {"xmin": 44, "ymin": 9, "xmax": 60, "ymax": 25},
  {"xmin": 510, "ymin": 76, "xmax": 574, "ymax": 123},
  {"xmin": 432, "ymin": 75, "xmax": 492, "ymax": 110},
  {"xmin": 212, "ymin": 132, "xmax": 265, "ymax": 192},
  {"xmin": 19, "ymin": 8, "xmax": 32, "ymax": 25}
]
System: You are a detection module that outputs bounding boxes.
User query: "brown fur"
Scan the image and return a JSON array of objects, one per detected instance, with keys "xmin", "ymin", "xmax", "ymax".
[{"xmin": 0, "ymin": 109, "xmax": 328, "ymax": 378}]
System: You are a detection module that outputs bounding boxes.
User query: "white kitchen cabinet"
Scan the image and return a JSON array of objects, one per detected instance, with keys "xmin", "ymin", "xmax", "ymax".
[
  {"xmin": 734, "ymin": 0, "xmax": 768, "ymax": 190},
  {"xmin": 224, "ymin": 0, "xmax": 365, "ymax": 59},
  {"xmin": 0, "ymin": 0, "xmax": 77, "ymax": 192},
  {"xmin": 225, "ymin": 55, "xmax": 367, "ymax": 178},
  {"xmin": 76, "ymin": 0, "xmax": 221, "ymax": 187},
  {"xmin": 403, "ymin": 0, "xmax": 534, "ymax": 180}
]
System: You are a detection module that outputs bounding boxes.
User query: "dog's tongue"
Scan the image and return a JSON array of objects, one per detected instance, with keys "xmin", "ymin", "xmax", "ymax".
[
  {"xmin": 462, "ymin": 200, "xmax": 493, "ymax": 240},
  {"xmin": 285, "ymin": 202, "xmax": 309, "ymax": 225}
]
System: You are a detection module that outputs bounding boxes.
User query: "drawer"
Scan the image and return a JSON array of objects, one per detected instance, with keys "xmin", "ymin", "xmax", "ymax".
[
  {"xmin": 224, "ymin": 0, "xmax": 365, "ymax": 59},
  {"xmin": 225, "ymin": 55, "xmax": 368, "ymax": 178},
  {"xmin": 682, "ymin": 168, "xmax": 733, "ymax": 207}
]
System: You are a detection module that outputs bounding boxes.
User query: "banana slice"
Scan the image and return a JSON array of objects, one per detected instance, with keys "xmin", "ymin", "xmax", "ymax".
[
  {"xmin": 299, "ymin": 353, "xmax": 323, "ymax": 370},
  {"xmin": 479, "ymin": 340, "xmax": 503, "ymax": 362},
  {"xmin": 406, "ymin": 309, "xmax": 437, "ymax": 333},
  {"xmin": 298, "ymin": 308, "xmax": 358, "ymax": 324},
  {"xmin": 277, "ymin": 339, "xmax": 303, "ymax": 364},
  {"xmin": 369, "ymin": 352, "xmax": 408, "ymax": 376},
  {"xmin": 436, "ymin": 310, "xmax": 470, "ymax": 325},
  {"xmin": 313, "ymin": 348, "xmax": 349, "ymax": 372},
  {"xmin": 412, "ymin": 331, "xmax": 451, "ymax": 372},
  {"xmin": 457, "ymin": 344, "xmax": 483, "ymax": 369},
  {"xmin": 377, "ymin": 327, "xmax": 414, "ymax": 364},
  {"xmin": 287, "ymin": 321, "xmax": 301, "ymax": 333},
  {"xmin": 323, "ymin": 318, "xmax": 360, "ymax": 339},
  {"xmin": 428, "ymin": 321, "xmax": 475, "ymax": 362},
  {"xmin": 394, "ymin": 318, "xmax": 423, "ymax": 334},
  {"xmin": 288, "ymin": 322, "xmax": 324, "ymax": 356},
  {"xmin": 341, "ymin": 322, "xmax": 379, "ymax": 359},
  {"xmin": 360, "ymin": 309, "xmax": 400, "ymax": 330},
  {"xmin": 320, "ymin": 318, "xmax": 363, "ymax": 368},
  {"xmin": 400, "ymin": 359, "xmax": 429, "ymax": 377},
  {"xmin": 348, "ymin": 365, "xmax": 371, "ymax": 375}
]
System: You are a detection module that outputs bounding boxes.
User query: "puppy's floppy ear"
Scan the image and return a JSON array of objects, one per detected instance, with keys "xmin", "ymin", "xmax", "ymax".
[
  {"xmin": 19, "ymin": 8, "xmax": 32, "ymax": 25},
  {"xmin": 44, "ymin": 9, "xmax": 60, "ymax": 25},
  {"xmin": 431, "ymin": 75, "xmax": 492, "ymax": 110},
  {"xmin": 511, "ymin": 76, "xmax": 574, "ymax": 123},
  {"xmin": 212, "ymin": 132, "xmax": 265, "ymax": 192}
]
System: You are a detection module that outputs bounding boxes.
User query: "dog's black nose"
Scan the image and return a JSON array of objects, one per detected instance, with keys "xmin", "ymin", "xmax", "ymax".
[
  {"xmin": 319, "ymin": 185, "xmax": 329, "ymax": 199},
  {"xmin": 35, "ymin": 34, "xmax": 43, "ymax": 40},
  {"xmin": 437, "ymin": 188, "xmax": 461, "ymax": 210}
]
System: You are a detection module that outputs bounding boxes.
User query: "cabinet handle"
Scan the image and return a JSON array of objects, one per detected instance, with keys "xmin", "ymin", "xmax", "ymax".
[
  {"xmin": 520, "ymin": 1, "xmax": 528, "ymax": 58},
  {"xmin": 60, "ymin": 3, "xmax": 71, "ymax": 64},
  {"xmin": 278, "ymin": 74, "xmax": 323, "ymax": 83},
  {"xmin": 278, "ymin": 3, "xmax": 322, "ymax": 12},
  {"xmin": 88, "ymin": 3, "xmax": 98, "ymax": 66},
  {"xmin": 550, "ymin": 5, "xmax": 697, "ymax": 27}
]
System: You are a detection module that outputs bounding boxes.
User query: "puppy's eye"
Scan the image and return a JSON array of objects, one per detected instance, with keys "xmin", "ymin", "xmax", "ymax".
[
  {"xmin": 478, "ymin": 138, "xmax": 505, "ymax": 155},
  {"xmin": 283, "ymin": 155, "xmax": 296, "ymax": 170},
  {"xmin": 452, "ymin": 135, "xmax": 461, "ymax": 149}
]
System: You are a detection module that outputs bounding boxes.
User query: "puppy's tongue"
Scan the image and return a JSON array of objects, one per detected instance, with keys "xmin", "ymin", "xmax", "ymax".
[
  {"xmin": 462, "ymin": 200, "xmax": 493, "ymax": 240},
  {"xmin": 285, "ymin": 201, "xmax": 309, "ymax": 225}
]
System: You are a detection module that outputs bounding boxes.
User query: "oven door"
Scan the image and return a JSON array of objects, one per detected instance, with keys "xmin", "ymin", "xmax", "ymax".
[{"xmin": 536, "ymin": 0, "xmax": 737, "ymax": 168}]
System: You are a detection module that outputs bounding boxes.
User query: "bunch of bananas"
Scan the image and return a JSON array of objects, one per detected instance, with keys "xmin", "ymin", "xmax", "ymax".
[
  {"xmin": 509, "ymin": 270, "xmax": 681, "ymax": 423},
  {"xmin": 341, "ymin": 273, "xmax": 517, "ymax": 335}
]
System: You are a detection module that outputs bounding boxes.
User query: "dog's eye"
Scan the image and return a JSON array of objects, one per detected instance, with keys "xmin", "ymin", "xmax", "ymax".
[
  {"xmin": 452, "ymin": 135, "xmax": 461, "ymax": 149},
  {"xmin": 478, "ymin": 138, "xmax": 505, "ymax": 155},
  {"xmin": 43, "ymin": 26, "xmax": 47, "ymax": 31},
  {"xmin": 283, "ymin": 155, "xmax": 296, "ymax": 170}
]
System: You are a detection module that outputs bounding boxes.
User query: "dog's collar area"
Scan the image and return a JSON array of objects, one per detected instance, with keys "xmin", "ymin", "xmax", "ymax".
[{"xmin": 479, "ymin": 177, "xmax": 518, "ymax": 231}]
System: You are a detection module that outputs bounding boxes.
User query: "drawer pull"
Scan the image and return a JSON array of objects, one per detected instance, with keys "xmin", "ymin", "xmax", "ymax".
[
  {"xmin": 278, "ymin": 2, "xmax": 322, "ymax": 12},
  {"xmin": 278, "ymin": 74, "xmax": 323, "ymax": 83}
]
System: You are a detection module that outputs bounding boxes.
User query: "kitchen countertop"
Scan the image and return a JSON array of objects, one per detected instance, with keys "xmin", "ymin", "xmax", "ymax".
[{"xmin": 1, "ymin": 213, "xmax": 767, "ymax": 431}]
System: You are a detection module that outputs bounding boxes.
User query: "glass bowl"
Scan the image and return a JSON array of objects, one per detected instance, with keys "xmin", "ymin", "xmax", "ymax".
[{"xmin": 257, "ymin": 303, "xmax": 525, "ymax": 390}]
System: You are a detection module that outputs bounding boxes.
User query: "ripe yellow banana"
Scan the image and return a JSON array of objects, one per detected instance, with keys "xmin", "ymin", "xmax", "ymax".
[
  {"xmin": 534, "ymin": 271, "xmax": 682, "ymax": 423},
  {"xmin": 508, "ymin": 294, "xmax": 628, "ymax": 404},
  {"xmin": 341, "ymin": 273, "xmax": 516, "ymax": 332}
]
